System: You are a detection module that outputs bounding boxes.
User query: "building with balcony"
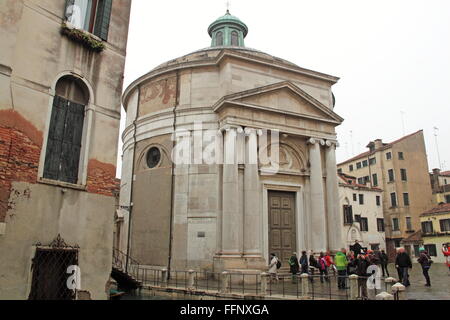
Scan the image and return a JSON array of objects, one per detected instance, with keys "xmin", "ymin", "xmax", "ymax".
[
  {"xmin": 337, "ymin": 131, "xmax": 434, "ymax": 261},
  {"xmin": 420, "ymin": 203, "xmax": 450, "ymax": 263},
  {"xmin": 0, "ymin": 0, "xmax": 131, "ymax": 299}
]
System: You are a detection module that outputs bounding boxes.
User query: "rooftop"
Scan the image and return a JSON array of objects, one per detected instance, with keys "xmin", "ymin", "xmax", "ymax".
[
  {"xmin": 338, "ymin": 173, "xmax": 383, "ymax": 191},
  {"xmin": 337, "ymin": 130, "xmax": 423, "ymax": 166},
  {"xmin": 421, "ymin": 203, "xmax": 450, "ymax": 217}
]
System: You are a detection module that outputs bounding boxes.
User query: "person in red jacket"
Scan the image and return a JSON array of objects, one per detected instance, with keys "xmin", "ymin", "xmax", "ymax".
[
  {"xmin": 443, "ymin": 244, "xmax": 450, "ymax": 272},
  {"xmin": 325, "ymin": 251, "xmax": 335, "ymax": 275}
]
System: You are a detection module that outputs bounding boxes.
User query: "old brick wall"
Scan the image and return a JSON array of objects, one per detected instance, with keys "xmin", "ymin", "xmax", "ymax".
[
  {"xmin": 0, "ymin": 110, "xmax": 120, "ymax": 222},
  {"xmin": 0, "ymin": 110, "xmax": 42, "ymax": 222}
]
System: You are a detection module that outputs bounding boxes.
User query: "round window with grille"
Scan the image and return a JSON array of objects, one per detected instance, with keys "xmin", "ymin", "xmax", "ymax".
[{"xmin": 146, "ymin": 147, "xmax": 161, "ymax": 169}]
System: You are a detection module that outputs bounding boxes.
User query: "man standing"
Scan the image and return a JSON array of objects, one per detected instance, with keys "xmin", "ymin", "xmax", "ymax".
[
  {"xmin": 335, "ymin": 248, "xmax": 349, "ymax": 289},
  {"xmin": 299, "ymin": 251, "xmax": 309, "ymax": 275},
  {"xmin": 380, "ymin": 249, "xmax": 390, "ymax": 277},
  {"xmin": 351, "ymin": 240, "xmax": 363, "ymax": 257},
  {"xmin": 288, "ymin": 252, "xmax": 300, "ymax": 283},
  {"xmin": 395, "ymin": 247, "xmax": 412, "ymax": 287},
  {"xmin": 356, "ymin": 254, "xmax": 370, "ymax": 299}
]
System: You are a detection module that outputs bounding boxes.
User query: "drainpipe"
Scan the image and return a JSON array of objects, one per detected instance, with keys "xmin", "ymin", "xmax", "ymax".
[
  {"xmin": 125, "ymin": 87, "xmax": 140, "ymax": 273},
  {"xmin": 167, "ymin": 72, "xmax": 180, "ymax": 279}
]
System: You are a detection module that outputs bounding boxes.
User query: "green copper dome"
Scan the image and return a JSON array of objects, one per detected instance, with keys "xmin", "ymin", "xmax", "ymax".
[{"xmin": 208, "ymin": 10, "xmax": 248, "ymax": 47}]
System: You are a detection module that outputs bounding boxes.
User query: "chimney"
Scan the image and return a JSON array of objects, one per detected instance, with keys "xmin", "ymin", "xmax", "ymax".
[
  {"xmin": 432, "ymin": 168, "xmax": 441, "ymax": 175},
  {"xmin": 374, "ymin": 139, "xmax": 383, "ymax": 149}
]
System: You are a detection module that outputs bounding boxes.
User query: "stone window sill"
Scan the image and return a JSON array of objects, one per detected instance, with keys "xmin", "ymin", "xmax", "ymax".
[
  {"xmin": 38, "ymin": 178, "xmax": 87, "ymax": 192},
  {"xmin": 61, "ymin": 22, "xmax": 105, "ymax": 52}
]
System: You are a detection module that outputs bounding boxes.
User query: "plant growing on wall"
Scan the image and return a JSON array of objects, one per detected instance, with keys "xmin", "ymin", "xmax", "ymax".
[{"xmin": 61, "ymin": 23, "xmax": 105, "ymax": 53}]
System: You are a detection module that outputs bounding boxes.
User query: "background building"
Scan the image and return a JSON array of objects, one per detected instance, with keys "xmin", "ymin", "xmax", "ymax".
[
  {"xmin": 420, "ymin": 203, "xmax": 450, "ymax": 263},
  {"xmin": 0, "ymin": 0, "xmax": 131, "ymax": 299},
  {"xmin": 430, "ymin": 169, "xmax": 450, "ymax": 204},
  {"xmin": 120, "ymin": 11, "xmax": 344, "ymax": 273},
  {"xmin": 338, "ymin": 173, "xmax": 385, "ymax": 251},
  {"xmin": 337, "ymin": 131, "xmax": 434, "ymax": 261}
]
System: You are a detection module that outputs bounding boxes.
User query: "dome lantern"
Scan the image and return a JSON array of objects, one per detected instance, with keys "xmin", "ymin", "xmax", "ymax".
[{"xmin": 208, "ymin": 10, "xmax": 248, "ymax": 47}]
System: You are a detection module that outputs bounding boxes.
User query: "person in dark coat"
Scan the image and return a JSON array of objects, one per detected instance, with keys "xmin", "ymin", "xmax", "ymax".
[
  {"xmin": 380, "ymin": 249, "xmax": 390, "ymax": 277},
  {"xmin": 309, "ymin": 252, "xmax": 318, "ymax": 282},
  {"xmin": 417, "ymin": 249, "xmax": 432, "ymax": 286},
  {"xmin": 351, "ymin": 240, "xmax": 363, "ymax": 257},
  {"xmin": 395, "ymin": 247, "xmax": 412, "ymax": 287},
  {"xmin": 299, "ymin": 251, "xmax": 309, "ymax": 274},
  {"xmin": 288, "ymin": 252, "xmax": 300, "ymax": 283},
  {"xmin": 356, "ymin": 254, "xmax": 371, "ymax": 299}
]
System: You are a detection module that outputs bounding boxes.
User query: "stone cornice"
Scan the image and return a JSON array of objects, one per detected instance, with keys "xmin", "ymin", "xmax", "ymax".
[
  {"xmin": 122, "ymin": 49, "xmax": 340, "ymax": 108},
  {"xmin": 212, "ymin": 81, "xmax": 344, "ymax": 124}
]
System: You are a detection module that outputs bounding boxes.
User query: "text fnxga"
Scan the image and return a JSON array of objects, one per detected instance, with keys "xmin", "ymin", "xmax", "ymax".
[{"xmin": 180, "ymin": 304, "xmax": 269, "ymax": 317}]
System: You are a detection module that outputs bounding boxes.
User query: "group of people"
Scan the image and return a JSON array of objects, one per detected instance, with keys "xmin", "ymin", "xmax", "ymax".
[{"xmin": 268, "ymin": 240, "xmax": 448, "ymax": 298}]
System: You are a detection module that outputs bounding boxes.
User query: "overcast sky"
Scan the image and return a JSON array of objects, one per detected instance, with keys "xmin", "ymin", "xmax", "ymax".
[{"xmin": 117, "ymin": 0, "xmax": 450, "ymax": 177}]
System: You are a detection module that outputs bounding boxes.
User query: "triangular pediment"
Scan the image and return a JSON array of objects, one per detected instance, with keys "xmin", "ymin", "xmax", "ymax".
[{"xmin": 213, "ymin": 81, "xmax": 343, "ymax": 124}]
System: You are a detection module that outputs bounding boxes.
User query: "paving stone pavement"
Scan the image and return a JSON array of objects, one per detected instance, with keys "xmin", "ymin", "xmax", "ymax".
[{"xmin": 388, "ymin": 263, "xmax": 450, "ymax": 300}]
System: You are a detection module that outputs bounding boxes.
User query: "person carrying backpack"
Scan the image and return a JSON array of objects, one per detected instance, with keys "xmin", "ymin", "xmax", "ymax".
[
  {"xmin": 268, "ymin": 253, "xmax": 279, "ymax": 281},
  {"xmin": 318, "ymin": 252, "xmax": 329, "ymax": 283},
  {"xmin": 417, "ymin": 249, "xmax": 432, "ymax": 287}
]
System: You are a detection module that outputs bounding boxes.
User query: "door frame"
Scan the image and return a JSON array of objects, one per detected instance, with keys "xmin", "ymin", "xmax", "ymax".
[{"xmin": 261, "ymin": 181, "xmax": 305, "ymax": 264}]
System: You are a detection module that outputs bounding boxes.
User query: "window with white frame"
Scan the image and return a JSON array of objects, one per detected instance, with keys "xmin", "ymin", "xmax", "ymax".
[{"xmin": 65, "ymin": 0, "xmax": 113, "ymax": 40}]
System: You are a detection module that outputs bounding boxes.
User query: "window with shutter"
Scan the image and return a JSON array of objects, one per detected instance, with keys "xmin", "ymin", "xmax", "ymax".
[
  {"xmin": 94, "ymin": 0, "xmax": 112, "ymax": 40},
  {"xmin": 65, "ymin": 0, "xmax": 112, "ymax": 41},
  {"xmin": 43, "ymin": 77, "xmax": 87, "ymax": 185}
]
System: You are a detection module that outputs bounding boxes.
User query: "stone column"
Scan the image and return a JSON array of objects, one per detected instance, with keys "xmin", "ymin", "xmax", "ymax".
[
  {"xmin": 222, "ymin": 126, "xmax": 241, "ymax": 255},
  {"xmin": 325, "ymin": 140, "xmax": 342, "ymax": 251},
  {"xmin": 244, "ymin": 128, "xmax": 262, "ymax": 258},
  {"xmin": 307, "ymin": 138, "xmax": 327, "ymax": 253}
]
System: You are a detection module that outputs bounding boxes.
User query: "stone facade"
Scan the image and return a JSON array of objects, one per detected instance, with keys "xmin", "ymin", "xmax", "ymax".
[
  {"xmin": 0, "ymin": 0, "xmax": 131, "ymax": 299},
  {"xmin": 120, "ymin": 12, "xmax": 344, "ymax": 273},
  {"xmin": 337, "ymin": 131, "xmax": 435, "ymax": 261}
]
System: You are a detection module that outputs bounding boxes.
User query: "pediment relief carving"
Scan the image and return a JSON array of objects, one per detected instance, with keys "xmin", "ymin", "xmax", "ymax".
[{"xmin": 259, "ymin": 142, "xmax": 307, "ymax": 174}]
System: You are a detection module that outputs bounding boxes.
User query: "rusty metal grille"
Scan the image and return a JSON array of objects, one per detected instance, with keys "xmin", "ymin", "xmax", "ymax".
[{"xmin": 28, "ymin": 235, "xmax": 79, "ymax": 300}]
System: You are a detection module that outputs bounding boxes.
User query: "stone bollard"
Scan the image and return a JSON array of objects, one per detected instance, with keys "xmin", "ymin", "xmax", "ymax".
[
  {"xmin": 260, "ymin": 272, "xmax": 269, "ymax": 296},
  {"xmin": 187, "ymin": 270, "xmax": 195, "ymax": 290},
  {"xmin": 384, "ymin": 277, "xmax": 396, "ymax": 292},
  {"xmin": 376, "ymin": 292, "xmax": 394, "ymax": 300},
  {"xmin": 349, "ymin": 274, "xmax": 359, "ymax": 300},
  {"xmin": 300, "ymin": 273, "xmax": 310, "ymax": 299},
  {"xmin": 391, "ymin": 283, "xmax": 406, "ymax": 300},
  {"xmin": 161, "ymin": 268, "xmax": 168, "ymax": 288},
  {"xmin": 220, "ymin": 271, "xmax": 230, "ymax": 294}
]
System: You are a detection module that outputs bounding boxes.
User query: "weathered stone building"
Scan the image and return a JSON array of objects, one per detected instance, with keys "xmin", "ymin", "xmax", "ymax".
[
  {"xmin": 338, "ymin": 173, "xmax": 385, "ymax": 251},
  {"xmin": 337, "ymin": 131, "xmax": 435, "ymax": 261},
  {"xmin": 0, "ymin": 0, "xmax": 131, "ymax": 299},
  {"xmin": 120, "ymin": 11, "xmax": 345, "ymax": 273}
]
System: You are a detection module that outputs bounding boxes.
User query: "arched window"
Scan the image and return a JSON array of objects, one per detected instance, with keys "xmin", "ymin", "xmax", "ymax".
[
  {"xmin": 216, "ymin": 31, "xmax": 223, "ymax": 46},
  {"xmin": 231, "ymin": 31, "xmax": 238, "ymax": 46},
  {"xmin": 43, "ymin": 76, "xmax": 88, "ymax": 184}
]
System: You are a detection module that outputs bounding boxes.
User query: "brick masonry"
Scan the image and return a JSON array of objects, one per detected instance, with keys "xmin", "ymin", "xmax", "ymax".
[{"xmin": 0, "ymin": 109, "xmax": 119, "ymax": 222}]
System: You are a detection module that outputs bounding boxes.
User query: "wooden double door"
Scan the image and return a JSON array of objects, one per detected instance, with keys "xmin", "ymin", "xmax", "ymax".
[{"xmin": 268, "ymin": 191, "xmax": 297, "ymax": 264}]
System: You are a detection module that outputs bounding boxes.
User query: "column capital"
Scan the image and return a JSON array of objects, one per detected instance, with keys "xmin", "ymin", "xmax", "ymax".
[
  {"xmin": 221, "ymin": 124, "xmax": 244, "ymax": 133},
  {"xmin": 325, "ymin": 140, "xmax": 339, "ymax": 148},
  {"xmin": 307, "ymin": 138, "xmax": 325, "ymax": 146},
  {"xmin": 244, "ymin": 127, "xmax": 263, "ymax": 136}
]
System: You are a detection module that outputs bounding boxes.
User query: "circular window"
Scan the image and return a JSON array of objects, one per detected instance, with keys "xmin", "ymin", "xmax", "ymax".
[{"xmin": 146, "ymin": 147, "xmax": 161, "ymax": 169}]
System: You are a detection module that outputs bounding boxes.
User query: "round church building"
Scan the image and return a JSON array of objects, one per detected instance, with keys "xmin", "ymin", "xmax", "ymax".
[{"xmin": 119, "ymin": 11, "xmax": 345, "ymax": 273}]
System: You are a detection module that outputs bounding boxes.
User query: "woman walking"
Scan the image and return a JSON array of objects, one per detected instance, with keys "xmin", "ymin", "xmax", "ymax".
[{"xmin": 417, "ymin": 249, "xmax": 432, "ymax": 286}]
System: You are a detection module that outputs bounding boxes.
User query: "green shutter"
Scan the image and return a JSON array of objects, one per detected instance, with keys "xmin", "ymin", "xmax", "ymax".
[
  {"xmin": 94, "ymin": 0, "xmax": 112, "ymax": 41},
  {"xmin": 60, "ymin": 101, "xmax": 85, "ymax": 184},
  {"xmin": 44, "ymin": 96, "xmax": 68, "ymax": 181}
]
